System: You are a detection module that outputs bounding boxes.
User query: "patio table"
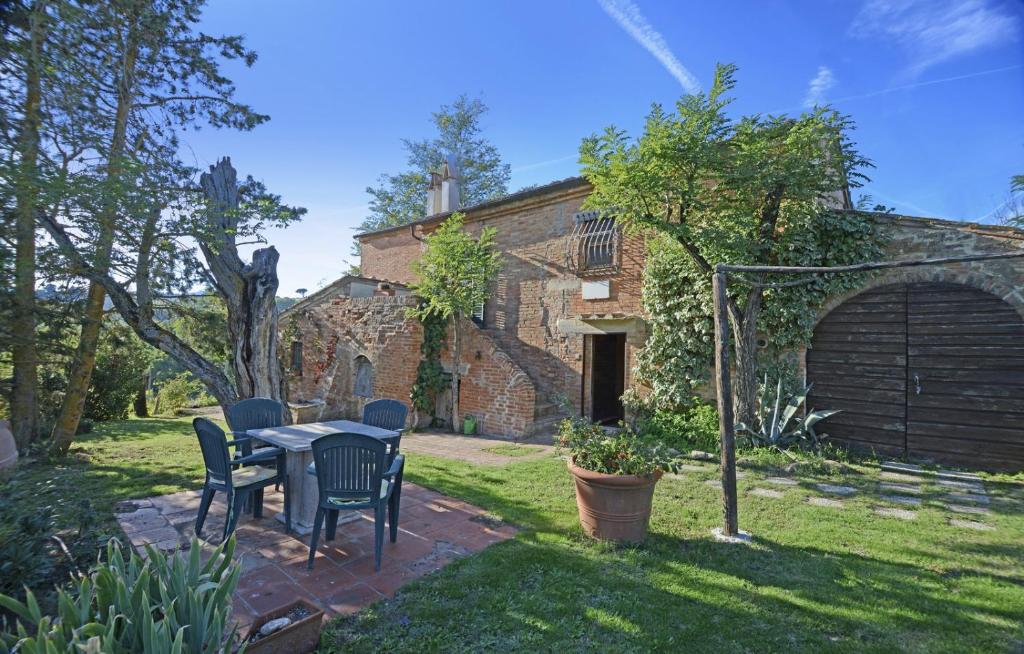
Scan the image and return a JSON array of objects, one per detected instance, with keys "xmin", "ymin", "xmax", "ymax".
[{"xmin": 246, "ymin": 419, "xmax": 399, "ymax": 534}]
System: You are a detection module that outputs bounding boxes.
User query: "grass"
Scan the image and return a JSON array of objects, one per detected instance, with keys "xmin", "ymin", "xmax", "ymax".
[
  {"xmin": 3, "ymin": 417, "xmax": 1023, "ymax": 652},
  {"xmin": 481, "ymin": 444, "xmax": 545, "ymax": 457}
]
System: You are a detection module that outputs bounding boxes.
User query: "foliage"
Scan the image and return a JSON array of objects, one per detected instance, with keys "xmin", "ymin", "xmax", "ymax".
[
  {"xmin": 410, "ymin": 308, "xmax": 448, "ymax": 423},
  {"xmin": 409, "ymin": 214, "xmax": 502, "ymax": 322},
  {"xmin": 408, "ymin": 213, "xmax": 502, "ymax": 425},
  {"xmin": 154, "ymin": 372, "xmax": 204, "ymax": 416},
  {"xmin": 84, "ymin": 319, "xmax": 155, "ymax": 422},
  {"xmin": 357, "ymin": 96, "xmax": 511, "ymax": 242},
  {"xmin": 1012, "ymin": 173, "xmax": 1023, "ymax": 194},
  {"xmin": 579, "ymin": 63, "xmax": 882, "ymax": 421},
  {"xmin": 557, "ymin": 416, "xmax": 678, "ymax": 476},
  {"xmin": 0, "ymin": 537, "xmax": 242, "ymax": 654},
  {"xmin": 735, "ymin": 377, "xmax": 840, "ymax": 450},
  {"xmin": 637, "ymin": 403, "xmax": 720, "ymax": 454}
]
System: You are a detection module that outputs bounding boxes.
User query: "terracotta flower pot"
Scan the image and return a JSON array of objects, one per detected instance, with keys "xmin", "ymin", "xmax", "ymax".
[
  {"xmin": 244, "ymin": 599, "xmax": 324, "ymax": 654},
  {"xmin": 568, "ymin": 459, "xmax": 663, "ymax": 544}
]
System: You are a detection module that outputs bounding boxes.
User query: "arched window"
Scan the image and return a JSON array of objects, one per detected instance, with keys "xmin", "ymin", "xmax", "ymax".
[{"xmin": 354, "ymin": 356, "xmax": 374, "ymax": 398}]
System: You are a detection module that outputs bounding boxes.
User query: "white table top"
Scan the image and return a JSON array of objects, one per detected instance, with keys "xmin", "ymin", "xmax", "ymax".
[{"xmin": 247, "ymin": 419, "xmax": 398, "ymax": 452}]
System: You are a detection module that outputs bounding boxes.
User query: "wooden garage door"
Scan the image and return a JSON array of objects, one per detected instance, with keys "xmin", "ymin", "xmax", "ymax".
[{"xmin": 807, "ymin": 282, "xmax": 1024, "ymax": 471}]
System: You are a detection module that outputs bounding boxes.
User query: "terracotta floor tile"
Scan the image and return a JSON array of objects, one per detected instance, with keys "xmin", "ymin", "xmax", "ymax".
[
  {"xmin": 382, "ymin": 535, "xmax": 436, "ymax": 562},
  {"xmin": 244, "ymin": 580, "xmax": 314, "ymax": 616},
  {"xmin": 364, "ymin": 566, "xmax": 420, "ymax": 597},
  {"xmin": 323, "ymin": 583, "xmax": 384, "ymax": 615},
  {"xmin": 279, "ymin": 557, "xmax": 358, "ymax": 600}
]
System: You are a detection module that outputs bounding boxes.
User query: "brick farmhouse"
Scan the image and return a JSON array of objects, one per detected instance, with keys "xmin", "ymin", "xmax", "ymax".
[{"xmin": 280, "ymin": 172, "xmax": 1024, "ymax": 470}]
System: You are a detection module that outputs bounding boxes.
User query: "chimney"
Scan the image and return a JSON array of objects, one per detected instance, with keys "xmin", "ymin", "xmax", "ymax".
[
  {"xmin": 440, "ymin": 153, "xmax": 460, "ymax": 213},
  {"xmin": 424, "ymin": 153, "xmax": 461, "ymax": 216}
]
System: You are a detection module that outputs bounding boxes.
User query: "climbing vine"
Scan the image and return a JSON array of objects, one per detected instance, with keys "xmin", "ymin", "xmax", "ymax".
[
  {"xmin": 410, "ymin": 308, "xmax": 449, "ymax": 424},
  {"xmin": 627, "ymin": 210, "xmax": 885, "ymax": 413}
]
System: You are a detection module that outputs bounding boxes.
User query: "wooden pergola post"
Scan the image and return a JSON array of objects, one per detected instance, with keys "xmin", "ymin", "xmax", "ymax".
[{"xmin": 712, "ymin": 267, "xmax": 739, "ymax": 537}]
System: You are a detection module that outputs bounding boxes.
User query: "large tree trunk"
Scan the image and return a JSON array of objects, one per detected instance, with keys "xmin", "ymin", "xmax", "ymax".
[
  {"xmin": 50, "ymin": 22, "xmax": 138, "ymax": 455},
  {"xmin": 10, "ymin": 1, "xmax": 45, "ymax": 450},
  {"xmin": 198, "ymin": 158, "xmax": 289, "ymax": 418},
  {"xmin": 727, "ymin": 289, "xmax": 763, "ymax": 427}
]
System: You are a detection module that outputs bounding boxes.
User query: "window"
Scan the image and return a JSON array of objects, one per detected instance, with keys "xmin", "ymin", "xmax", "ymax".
[
  {"xmin": 289, "ymin": 342, "xmax": 303, "ymax": 374},
  {"xmin": 471, "ymin": 300, "xmax": 485, "ymax": 327},
  {"xmin": 567, "ymin": 211, "xmax": 620, "ymax": 276},
  {"xmin": 354, "ymin": 356, "xmax": 373, "ymax": 398}
]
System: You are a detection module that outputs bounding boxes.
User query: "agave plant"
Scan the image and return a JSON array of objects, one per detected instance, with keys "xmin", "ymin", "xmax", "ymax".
[{"xmin": 735, "ymin": 376, "xmax": 841, "ymax": 450}]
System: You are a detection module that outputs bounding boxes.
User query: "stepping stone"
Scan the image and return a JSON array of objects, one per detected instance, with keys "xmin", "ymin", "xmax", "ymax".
[
  {"xmin": 880, "ymin": 471, "xmax": 921, "ymax": 483},
  {"xmin": 874, "ymin": 507, "xmax": 916, "ymax": 520},
  {"xmin": 945, "ymin": 492, "xmax": 989, "ymax": 505},
  {"xmin": 704, "ymin": 479, "xmax": 721, "ymax": 487},
  {"xmin": 879, "ymin": 482, "xmax": 921, "ymax": 495},
  {"xmin": 881, "ymin": 461, "xmax": 923, "ymax": 475},
  {"xmin": 678, "ymin": 464, "xmax": 709, "ymax": 472},
  {"xmin": 816, "ymin": 483, "xmax": 856, "ymax": 496},
  {"xmin": 950, "ymin": 519, "xmax": 994, "ymax": 531},
  {"xmin": 936, "ymin": 469, "xmax": 982, "ymax": 482},
  {"xmin": 879, "ymin": 494, "xmax": 921, "ymax": 506},
  {"xmin": 936, "ymin": 478, "xmax": 984, "ymax": 492},
  {"xmin": 764, "ymin": 477, "xmax": 798, "ymax": 486},
  {"xmin": 734, "ymin": 471, "xmax": 748, "ymax": 479},
  {"xmin": 808, "ymin": 497, "xmax": 843, "ymax": 508},
  {"xmin": 943, "ymin": 503, "xmax": 990, "ymax": 515},
  {"xmin": 750, "ymin": 488, "xmax": 784, "ymax": 499}
]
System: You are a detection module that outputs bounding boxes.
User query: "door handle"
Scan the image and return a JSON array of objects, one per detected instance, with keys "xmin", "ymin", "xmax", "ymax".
[{"xmin": 913, "ymin": 374, "xmax": 921, "ymax": 395}]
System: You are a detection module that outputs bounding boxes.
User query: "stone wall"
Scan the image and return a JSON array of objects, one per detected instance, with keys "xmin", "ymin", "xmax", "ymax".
[{"xmin": 817, "ymin": 215, "xmax": 1024, "ymax": 321}]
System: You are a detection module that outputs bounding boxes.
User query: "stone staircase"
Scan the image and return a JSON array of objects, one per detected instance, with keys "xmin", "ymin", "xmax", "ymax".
[{"xmin": 478, "ymin": 326, "xmax": 572, "ymax": 439}]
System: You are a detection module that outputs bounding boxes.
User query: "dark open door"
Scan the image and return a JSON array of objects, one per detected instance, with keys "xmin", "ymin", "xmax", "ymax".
[{"xmin": 591, "ymin": 333, "xmax": 625, "ymax": 425}]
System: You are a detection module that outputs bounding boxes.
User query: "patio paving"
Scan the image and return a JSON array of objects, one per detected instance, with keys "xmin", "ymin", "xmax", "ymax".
[{"xmin": 114, "ymin": 483, "xmax": 516, "ymax": 630}]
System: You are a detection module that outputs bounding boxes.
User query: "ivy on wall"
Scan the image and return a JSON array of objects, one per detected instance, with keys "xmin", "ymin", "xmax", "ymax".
[
  {"xmin": 628, "ymin": 210, "xmax": 885, "ymax": 413},
  {"xmin": 410, "ymin": 308, "xmax": 448, "ymax": 423}
]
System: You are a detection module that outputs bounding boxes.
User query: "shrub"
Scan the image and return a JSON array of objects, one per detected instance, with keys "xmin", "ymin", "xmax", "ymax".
[
  {"xmin": 0, "ymin": 537, "xmax": 242, "ymax": 654},
  {"xmin": 84, "ymin": 320, "xmax": 154, "ymax": 422},
  {"xmin": 639, "ymin": 403, "xmax": 720, "ymax": 454},
  {"xmin": 154, "ymin": 372, "xmax": 204, "ymax": 415},
  {"xmin": 557, "ymin": 417, "xmax": 678, "ymax": 476}
]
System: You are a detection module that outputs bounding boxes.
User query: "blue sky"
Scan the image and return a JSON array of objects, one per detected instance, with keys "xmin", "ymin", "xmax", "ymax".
[{"xmin": 190, "ymin": 0, "xmax": 1024, "ymax": 294}]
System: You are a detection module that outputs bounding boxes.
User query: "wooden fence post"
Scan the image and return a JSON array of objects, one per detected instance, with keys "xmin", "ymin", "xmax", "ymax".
[{"xmin": 712, "ymin": 268, "xmax": 739, "ymax": 536}]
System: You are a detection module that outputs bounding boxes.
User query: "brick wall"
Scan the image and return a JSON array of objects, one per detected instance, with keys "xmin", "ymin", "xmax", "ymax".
[
  {"xmin": 359, "ymin": 181, "xmax": 650, "ymax": 422},
  {"xmin": 281, "ymin": 296, "xmax": 537, "ymax": 437}
]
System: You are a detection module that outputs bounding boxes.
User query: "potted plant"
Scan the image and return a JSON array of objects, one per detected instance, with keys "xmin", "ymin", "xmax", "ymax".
[
  {"xmin": 558, "ymin": 417, "xmax": 678, "ymax": 543},
  {"xmin": 245, "ymin": 598, "xmax": 324, "ymax": 654}
]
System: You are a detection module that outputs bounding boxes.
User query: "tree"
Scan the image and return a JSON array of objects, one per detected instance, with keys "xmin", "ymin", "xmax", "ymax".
[
  {"xmin": 356, "ymin": 96, "xmax": 511, "ymax": 239},
  {"xmin": 3, "ymin": 0, "xmax": 48, "ymax": 449},
  {"xmin": 42, "ymin": 158, "xmax": 303, "ymax": 441},
  {"xmin": 580, "ymin": 63, "xmax": 878, "ymax": 425},
  {"xmin": 409, "ymin": 214, "xmax": 502, "ymax": 429},
  {"xmin": 28, "ymin": 1, "xmax": 289, "ymax": 453}
]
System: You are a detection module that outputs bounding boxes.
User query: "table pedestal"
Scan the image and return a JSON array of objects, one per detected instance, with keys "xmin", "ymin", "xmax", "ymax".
[{"xmin": 274, "ymin": 449, "xmax": 361, "ymax": 536}]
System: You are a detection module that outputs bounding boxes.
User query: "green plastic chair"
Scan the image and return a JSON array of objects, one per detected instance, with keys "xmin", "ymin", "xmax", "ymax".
[
  {"xmin": 362, "ymin": 399, "xmax": 407, "ymax": 540},
  {"xmin": 306, "ymin": 432, "xmax": 404, "ymax": 571},
  {"xmin": 193, "ymin": 417, "xmax": 290, "ymax": 541}
]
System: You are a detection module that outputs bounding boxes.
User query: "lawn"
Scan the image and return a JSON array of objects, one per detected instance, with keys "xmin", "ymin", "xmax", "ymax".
[{"xmin": 3, "ymin": 417, "xmax": 1023, "ymax": 653}]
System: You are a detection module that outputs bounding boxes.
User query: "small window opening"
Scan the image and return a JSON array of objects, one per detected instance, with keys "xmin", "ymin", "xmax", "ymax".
[{"xmin": 354, "ymin": 356, "xmax": 374, "ymax": 398}]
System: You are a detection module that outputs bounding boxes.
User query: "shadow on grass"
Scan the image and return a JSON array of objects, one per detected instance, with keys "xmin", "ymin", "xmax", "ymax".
[{"xmin": 324, "ymin": 524, "xmax": 1023, "ymax": 653}]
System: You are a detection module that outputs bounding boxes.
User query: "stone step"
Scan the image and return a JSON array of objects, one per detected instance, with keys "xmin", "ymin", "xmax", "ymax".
[{"xmin": 534, "ymin": 401, "xmax": 562, "ymax": 419}]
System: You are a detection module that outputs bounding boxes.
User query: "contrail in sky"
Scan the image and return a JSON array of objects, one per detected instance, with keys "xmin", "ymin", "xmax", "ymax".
[{"xmin": 596, "ymin": 0, "xmax": 701, "ymax": 94}]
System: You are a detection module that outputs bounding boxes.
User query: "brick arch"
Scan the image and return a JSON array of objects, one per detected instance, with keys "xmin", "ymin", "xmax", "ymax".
[{"xmin": 814, "ymin": 266, "xmax": 1024, "ymax": 328}]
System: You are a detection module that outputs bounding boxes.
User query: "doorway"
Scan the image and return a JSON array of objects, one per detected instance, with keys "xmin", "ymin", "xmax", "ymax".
[{"xmin": 590, "ymin": 333, "xmax": 626, "ymax": 425}]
